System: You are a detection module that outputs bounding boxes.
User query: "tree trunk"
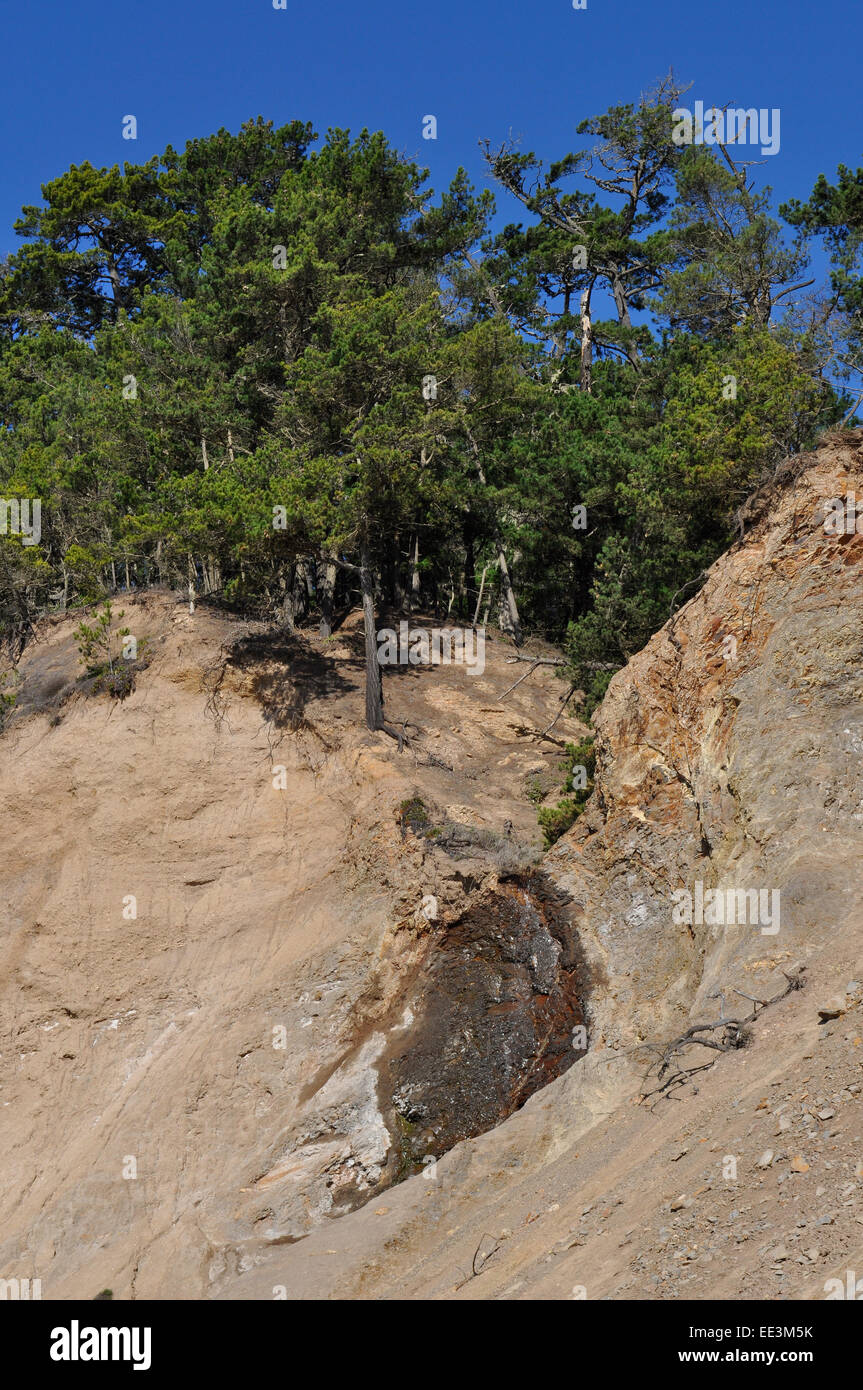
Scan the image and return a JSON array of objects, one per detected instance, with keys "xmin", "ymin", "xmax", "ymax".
[
  {"xmin": 446, "ymin": 568, "xmax": 455, "ymax": 615},
  {"xmin": 468, "ymin": 441, "xmax": 523, "ymax": 645},
  {"xmin": 393, "ymin": 535, "xmax": 406, "ymax": 612},
  {"xmin": 463, "ymin": 525, "xmax": 477, "ymax": 616},
  {"xmin": 357, "ymin": 532, "xmax": 407, "ymax": 747},
  {"xmin": 496, "ymin": 544, "xmax": 523, "ymax": 645},
  {"xmin": 580, "ymin": 284, "xmax": 594, "ymax": 393},
  {"xmin": 473, "ymin": 564, "xmax": 488, "ymax": 628},
  {"xmin": 410, "ymin": 534, "xmax": 421, "ymax": 608},
  {"xmin": 359, "ymin": 535, "xmax": 385, "ymax": 732},
  {"xmin": 292, "ymin": 561, "xmax": 308, "ymax": 624},
  {"xmin": 611, "ymin": 270, "xmax": 632, "ymax": 330},
  {"xmin": 279, "ymin": 566, "xmax": 296, "ymax": 629},
  {"xmin": 318, "ymin": 552, "xmax": 336, "ymax": 638},
  {"xmin": 610, "ymin": 270, "xmax": 639, "ymax": 366},
  {"xmin": 106, "ymin": 256, "xmax": 124, "ymax": 311}
]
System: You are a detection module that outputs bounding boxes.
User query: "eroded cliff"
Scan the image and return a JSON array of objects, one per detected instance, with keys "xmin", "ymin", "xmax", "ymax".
[{"xmin": 2, "ymin": 431, "xmax": 863, "ymax": 1300}]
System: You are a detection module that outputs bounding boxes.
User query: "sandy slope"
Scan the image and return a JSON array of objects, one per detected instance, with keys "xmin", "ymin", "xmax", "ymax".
[
  {"xmin": 0, "ymin": 598, "xmax": 583, "ymax": 1298},
  {"xmin": 3, "ymin": 431, "xmax": 863, "ymax": 1302},
  {"xmin": 218, "ymin": 431, "xmax": 863, "ymax": 1301}
]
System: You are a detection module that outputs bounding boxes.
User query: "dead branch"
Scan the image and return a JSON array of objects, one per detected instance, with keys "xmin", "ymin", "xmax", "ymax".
[
  {"xmin": 541, "ymin": 683, "xmax": 578, "ymax": 737},
  {"xmin": 841, "ymin": 386, "xmax": 863, "ymax": 427},
  {"xmin": 505, "ymin": 654, "xmax": 567, "ymax": 667},
  {"xmin": 417, "ymin": 749, "xmax": 455, "ymax": 772},
  {"xmin": 499, "ymin": 659, "xmax": 542, "ymax": 698},
  {"xmin": 453, "ymin": 1235, "xmax": 502, "ymax": 1291},
  {"xmin": 504, "ymin": 654, "xmax": 618, "ymax": 670},
  {"xmin": 636, "ymin": 967, "xmax": 805, "ymax": 1107}
]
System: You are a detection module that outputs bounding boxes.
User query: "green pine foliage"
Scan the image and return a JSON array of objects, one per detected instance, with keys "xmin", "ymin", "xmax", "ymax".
[
  {"xmin": 73, "ymin": 601, "xmax": 135, "ymax": 698},
  {"xmin": 538, "ymin": 738, "xmax": 596, "ymax": 847},
  {"xmin": 0, "ymin": 96, "xmax": 856, "ymax": 739}
]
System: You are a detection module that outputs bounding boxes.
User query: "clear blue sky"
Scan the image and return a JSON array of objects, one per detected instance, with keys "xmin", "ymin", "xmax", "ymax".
[{"xmin": 1, "ymin": 0, "xmax": 860, "ymax": 258}]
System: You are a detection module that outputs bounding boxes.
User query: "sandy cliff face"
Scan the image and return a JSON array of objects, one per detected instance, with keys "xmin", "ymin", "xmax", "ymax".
[
  {"xmin": 0, "ymin": 597, "xmax": 586, "ymax": 1297},
  {"xmin": 2, "ymin": 431, "xmax": 863, "ymax": 1301},
  {"xmin": 218, "ymin": 431, "xmax": 863, "ymax": 1300}
]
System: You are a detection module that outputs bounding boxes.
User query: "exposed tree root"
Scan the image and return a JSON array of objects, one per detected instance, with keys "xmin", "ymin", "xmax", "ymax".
[
  {"xmin": 635, "ymin": 967, "xmax": 806, "ymax": 1109},
  {"xmin": 377, "ymin": 717, "xmax": 420, "ymax": 752}
]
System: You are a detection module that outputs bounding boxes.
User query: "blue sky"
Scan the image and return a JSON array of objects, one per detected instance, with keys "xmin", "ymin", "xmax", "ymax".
[{"xmin": 1, "ymin": 0, "xmax": 859, "ymax": 265}]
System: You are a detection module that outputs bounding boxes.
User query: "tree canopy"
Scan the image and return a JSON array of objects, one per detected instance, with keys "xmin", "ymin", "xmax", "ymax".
[{"xmin": 0, "ymin": 95, "xmax": 857, "ymax": 727}]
